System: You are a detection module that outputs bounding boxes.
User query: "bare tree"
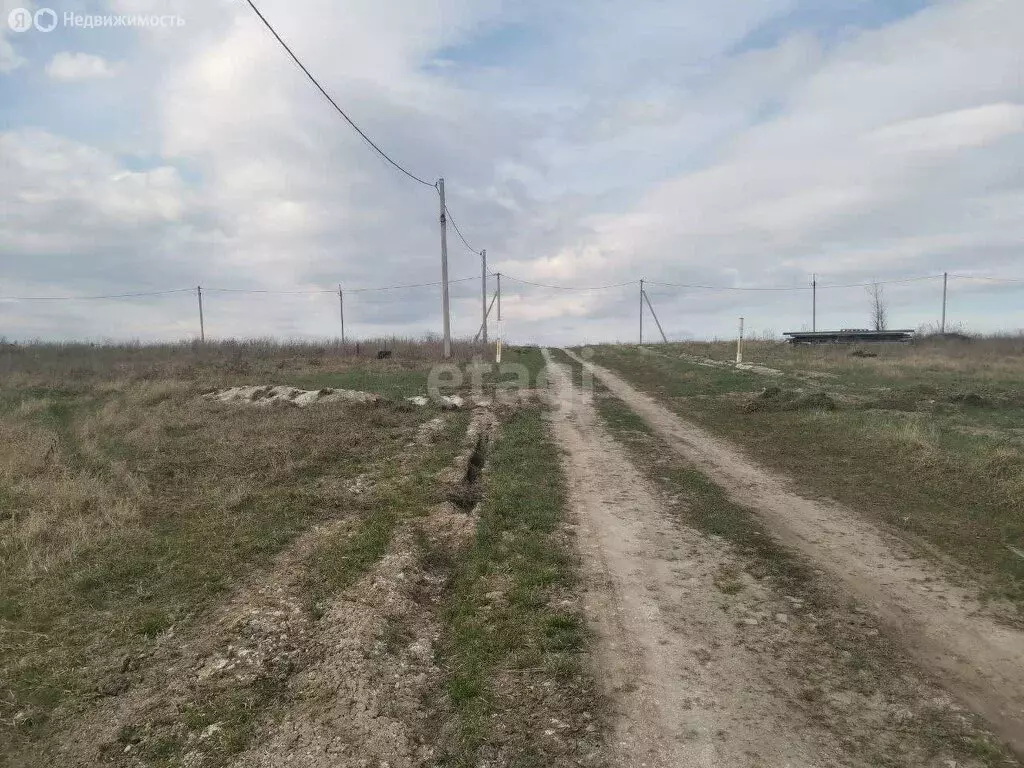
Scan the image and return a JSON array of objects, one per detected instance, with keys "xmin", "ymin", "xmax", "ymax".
[{"xmin": 867, "ymin": 281, "xmax": 888, "ymax": 331}]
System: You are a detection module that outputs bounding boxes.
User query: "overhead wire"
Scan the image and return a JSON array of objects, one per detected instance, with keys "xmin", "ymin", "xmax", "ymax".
[
  {"xmin": 0, "ymin": 279, "xmax": 479, "ymax": 302},
  {"xmin": 242, "ymin": 0, "xmax": 436, "ymax": 189},
  {"xmin": 205, "ymin": 277, "xmax": 477, "ymax": 296},
  {"xmin": 0, "ymin": 288, "xmax": 193, "ymax": 301},
  {"xmin": 243, "ymin": 0, "xmax": 491, "ymax": 278},
  {"xmin": 497, "ymin": 273, "xmax": 636, "ymax": 291},
  {"xmin": 8, "ymin": 273, "xmax": 1020, "ymax": 303},
  {"xmin": 645, "ymin": 274, "xmax": 943, "ymax": 291},
  {"xmin": 445, "ymin": 205, "xmax": 479, "ymax": 255},
  {"xmin": 950, "ymin": 274, "xmax": 1024, "ymax": 283}
]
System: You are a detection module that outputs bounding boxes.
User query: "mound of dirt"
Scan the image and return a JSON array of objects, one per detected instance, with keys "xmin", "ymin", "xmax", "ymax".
[
  {"xmin": 204, "ymin": 385, "xmax": 381, "ymax": 407},
  {"xmin": 405, "ymin": 394, "xmax": 469, "ymax": 410}
]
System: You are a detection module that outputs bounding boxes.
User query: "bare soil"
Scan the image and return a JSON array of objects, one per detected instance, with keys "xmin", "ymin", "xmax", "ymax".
[{"xmin": 561, "ymin": 348, "xmax": 1024, "ymax": 757}]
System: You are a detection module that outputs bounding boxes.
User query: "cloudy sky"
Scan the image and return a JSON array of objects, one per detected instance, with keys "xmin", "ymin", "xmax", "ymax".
[{"xmin": 1, "ymin": 0, "xmax": 1022, "ymax": 344}]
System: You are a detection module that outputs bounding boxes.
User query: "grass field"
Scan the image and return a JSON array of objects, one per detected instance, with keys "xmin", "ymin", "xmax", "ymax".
[
  {"xmin": 6, "ymin": 334, "xmax": 1021, "ymax": 764},
  {"xmin": 582, "ymin": 336, "xmax": 1024, "ymax": 613},
  {"xmin": 0, "ymin": 339, "xmax": 597, "ymax": 766}
]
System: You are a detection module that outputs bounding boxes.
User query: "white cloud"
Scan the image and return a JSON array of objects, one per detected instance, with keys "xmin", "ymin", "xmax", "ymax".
[
  {"xmin": 0, "ymin": 37, "xmax": 25, "ymax": 73},
  {"xmin": 866, "ymin": 103, "xmax": 1024, "ymax": 155},
  {"xmin": 46, "ymin": 52, "xmax": 117, "ymax": 81},
  {"xmin": 574, "ymin": 0, "xmax": 1024, "ymax": 293},
  {"xmin": 0, "ymin": 130, "xmax": 191, "ymax": 265}
]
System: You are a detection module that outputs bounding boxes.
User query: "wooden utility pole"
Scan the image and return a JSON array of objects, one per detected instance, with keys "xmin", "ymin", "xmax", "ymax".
[
  {"xmin": 481, "ymin": 249, "xmax": 488, "ymax": 345},
  {"xmin": 197, "ymin": 285, "xmax": 205, "ymax": 342},
  {"xmin": 438, "ymin": 178, "xmax": 452, "ymax": 359}
]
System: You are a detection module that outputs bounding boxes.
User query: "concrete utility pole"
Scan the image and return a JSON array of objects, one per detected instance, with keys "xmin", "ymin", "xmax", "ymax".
[
  {"xmin": 639, "ymin": 279, "xmax": 644, "ymax": 344},
  {"xmin": 197, "ymin": 285, "xmax": 205, "ymax": 342},
  {"xmin": 481, "ymin": 249, "xmax": 488, "ymax": 345},
  {"xmin": 812, "ymin": 274, "xmax": 817, "ymax": 332},
  {"xmin": 941, "ymin": 271, "xmax": 948, "ymax": 334},
  {"xmin": 338, "ymin": 284, "xmax": 345, "ymax": 344},
  {"xmin": 642, "ymin": 289, "xmax": 668, "ymax": 343},
  {"xmin": 474, "ymin": 291, "xmax": 498, "ymax": 343},
  {"xmin": 736, "ymin": 317, "xmax": 745, "ymax": 364},
  {"xmin": 438, "ymin": 178, "xmax": 452, "ymax": 359},
  {"xmin": 496, "ymin": 272, "xmax": 502, "ymax": 364},
  {"xmin": 643, "ymin": 288, "xmax": 667, "ymax": 342}
]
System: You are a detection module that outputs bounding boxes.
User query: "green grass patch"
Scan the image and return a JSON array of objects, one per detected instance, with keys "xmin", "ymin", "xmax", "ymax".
[{"xmin": 433, "ymin": 405, "xmax": 602, "ymax": 766}]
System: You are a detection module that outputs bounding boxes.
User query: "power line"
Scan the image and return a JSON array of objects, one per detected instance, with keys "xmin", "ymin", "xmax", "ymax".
[
  {"xmin": 951, "ymin": 274, "xmax": 1024, "ymax": 283},
  {"xmin": 445, "ymin": 204, "xmax": 478, "ymax": 255},
  {"xmin": 818, "ymin": 274, "xmax": 942, "ymax": 289},
  {"xmin": 206, "ymin": 287, "xmax": 335, "ymax": 295},
  {"xmin": 242, "ymin": 0, "xmax": 435, "ymax": 189},
  {"xmin": 499, "ymin": 274, "xmax": 636, "ymax": 291},
  {"xmin": 208, "ymin": 277, "xmax": 478, "ymax": 295},
  {"xmin": 347, "ymin": 276, "xmax": 476, "ymax": 293},
  {"xmin": 0, "ymin": 278, "xmax": 480, "ymax": 302},
  {"xmin": 645, "ymin": 279, "xmax": 806, "ymax": 292},
  {"xmin": 646, "ymin": 274, "xmax": 943, "ymax": 291},
  {"xmin": 7, "ymin": 271, "xmax": 1019, "ymax": 303},
  {"xmin": 0, "ymin": 288, "xmax": 193, "ymax": 301}
]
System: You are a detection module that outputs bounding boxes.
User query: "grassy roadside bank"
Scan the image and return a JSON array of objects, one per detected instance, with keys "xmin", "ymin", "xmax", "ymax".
[
  {"xmin": 581, "ymin": 343, "xmax": 1024, "ymax": 612},
  {"xmin": 432, "ymin": 403, "xmax": 604, "ymax": 767}
]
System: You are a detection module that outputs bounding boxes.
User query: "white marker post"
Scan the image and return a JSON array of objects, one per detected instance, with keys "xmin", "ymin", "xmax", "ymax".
[{"xmin": 736, "ymin": 317, "xmax": 744, "ymax": 364}]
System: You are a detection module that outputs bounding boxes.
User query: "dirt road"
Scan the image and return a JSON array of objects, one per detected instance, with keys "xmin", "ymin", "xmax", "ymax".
[
  {"xmin": 559, "ymin": 348, "xmax": 1024, "ymax": 757},
  {"xmin": 542, "ymin": 349, "xmax": 852, "ymax": 766}
]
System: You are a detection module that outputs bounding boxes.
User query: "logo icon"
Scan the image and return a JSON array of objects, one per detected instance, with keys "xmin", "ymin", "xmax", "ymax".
[
  {"xmin": 34, "ymin": 7, "xmax": 57, "ymax": 32},
  {"xmin": 7, "ymin": 7, "xmax": 32, "ymax": 31}
]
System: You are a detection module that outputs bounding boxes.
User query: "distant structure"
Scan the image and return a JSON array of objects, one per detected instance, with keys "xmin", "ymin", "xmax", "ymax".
[{"xmin": 783, "ymin": 329, "xmax": 915, "ymax": 344}]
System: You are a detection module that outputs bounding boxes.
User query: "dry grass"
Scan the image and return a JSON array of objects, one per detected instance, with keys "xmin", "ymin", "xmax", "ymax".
[
  {"xmin": 0, "ymin": 340, "xmax": 573, "ymax": 766},
  {"xmin": 0, "ymin": 337, "xmax": 496, "ymax": 406},
  {"xmin": 668, "ymin": 332, "xmax": 1024, "ymax": 384},
  {"xmin": 0, "ymin": 341, "xmax": 458, "ymax": 756}
]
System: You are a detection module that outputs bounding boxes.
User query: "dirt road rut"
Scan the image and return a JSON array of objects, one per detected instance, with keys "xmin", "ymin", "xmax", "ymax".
[{"xmin": 543, "ymin": 349, "xmax": 851, "ymax": 766}]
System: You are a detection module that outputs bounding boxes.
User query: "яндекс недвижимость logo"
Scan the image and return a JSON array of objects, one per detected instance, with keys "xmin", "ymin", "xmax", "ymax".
[{"xmin": 8, "ymin": 7, "xmax": 58, "ymax": 32}]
